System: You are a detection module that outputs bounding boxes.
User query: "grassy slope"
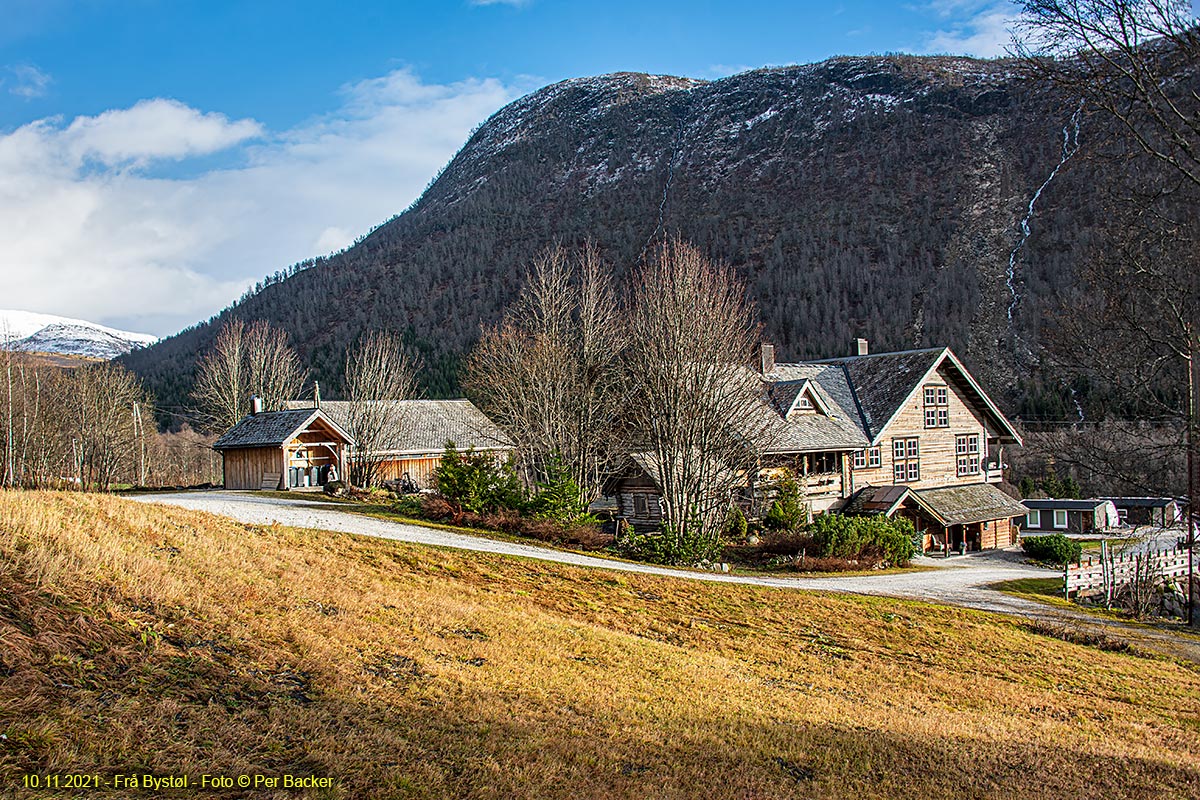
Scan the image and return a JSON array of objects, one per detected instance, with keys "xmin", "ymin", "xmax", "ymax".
[{"xmin": 2, "ymin": 491, "xmax": 1198, "ymax": 800}]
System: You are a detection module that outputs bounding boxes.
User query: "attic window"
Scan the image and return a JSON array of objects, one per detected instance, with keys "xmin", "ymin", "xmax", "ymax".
[
  {"xmin": 798, "ymin": 394, "xmax": 814, "ymax": 410},
  {"xmin": 923, "ymin": 385, "xmax": 949, "ymax": 428}
]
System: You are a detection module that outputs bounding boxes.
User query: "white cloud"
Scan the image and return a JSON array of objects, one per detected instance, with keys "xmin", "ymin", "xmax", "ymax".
[
  {"xmin": 921, "ymin": 1, "xmax": 1018, "ymax": 58},
  {"xmin": 5, "ymin": 63, "xmax": 52, "ymax": 98},
  {"xmin": 64, "ymin": 99, "xmax": 263, "ymax": 167},
  {"xmin": 0, "ymin": 69, "xmax": 521, "ymax": 336}
]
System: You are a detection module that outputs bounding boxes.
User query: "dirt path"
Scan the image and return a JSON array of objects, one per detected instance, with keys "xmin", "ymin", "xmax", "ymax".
[{"xmin": 131, "ymin": 491, "xmax": 1200, "ymax": 664}]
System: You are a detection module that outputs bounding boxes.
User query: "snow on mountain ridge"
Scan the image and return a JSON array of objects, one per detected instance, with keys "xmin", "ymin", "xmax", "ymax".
[{"xmin": 0, "ymin": 309, "xmax": 157, "ymax": 360}]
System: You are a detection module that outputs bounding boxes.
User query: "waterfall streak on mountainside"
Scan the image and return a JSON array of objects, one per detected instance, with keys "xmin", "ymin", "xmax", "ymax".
[
  {"xmin": 1006, "ymin": 103, "xmax": 1084, "ymax": 325},
  {"xmin": 640, "ymin": 113, "xmax": 687, "ymax": 261}
]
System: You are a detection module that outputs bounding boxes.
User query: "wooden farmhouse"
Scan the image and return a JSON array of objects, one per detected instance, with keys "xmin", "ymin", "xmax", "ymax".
[
  {"xmin": 213, "ymin": 405, "xmax": 353, "ymax": 491},
  {"xmin": 284, "ymin": 399, "xmax": 512, "ymax": 489},
  {"xmin": 610, "ymin": 340, "xmax": 1027, "ymax": 551},
  {"xmin": 778, "ymin": 341, "xmax": 1027, "ymax": 552}
]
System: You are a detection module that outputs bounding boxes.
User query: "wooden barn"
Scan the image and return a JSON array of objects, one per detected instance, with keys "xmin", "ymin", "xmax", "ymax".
[
  {"xmin": 284, "ymin": 399, "xmax": 512, "ymax": 489},
  {"xmin": 213, "ymin": 407, "xmax": 353, "ymax": 491}
]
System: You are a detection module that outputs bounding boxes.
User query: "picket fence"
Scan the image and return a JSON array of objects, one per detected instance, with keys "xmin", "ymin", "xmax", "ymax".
[{"xmin": 1064, "ymin": 543, "xmax": 1192, "ymax": 600}]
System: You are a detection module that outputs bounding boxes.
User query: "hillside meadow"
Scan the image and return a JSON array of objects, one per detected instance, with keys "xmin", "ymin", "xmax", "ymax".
[{"xmin": 1, "ymin": 491, "xmax": 1198, "ymax": 799}]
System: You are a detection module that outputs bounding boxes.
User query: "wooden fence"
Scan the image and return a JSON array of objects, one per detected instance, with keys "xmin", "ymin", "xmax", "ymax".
[{"xmin": 1064, "ymin": 543, "xmax": 1192, "ymax": 600}]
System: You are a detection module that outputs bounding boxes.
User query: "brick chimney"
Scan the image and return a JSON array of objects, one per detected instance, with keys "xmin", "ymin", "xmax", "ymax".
[
  {"xmin": 760, "ymin": 343, "xmax": 775, "ymax": 374},
  {"xmin": 854, "ymin": 338, "xmax": 869, "ymax": 356}
]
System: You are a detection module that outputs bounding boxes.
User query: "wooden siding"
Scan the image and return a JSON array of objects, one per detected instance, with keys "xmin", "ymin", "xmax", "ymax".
[
  {"xmin": 222, "ymin": 447, "xmax": 285, "ymax": 491},
  {"xmin": 905, "ymin": 513, "xmax": 1016, "ymax": 554},
  {"xmin": 377, "ymin": 456, "xmax": 443, "ymax": 489},
  {"xmin": 861, "ymin": 363, "xmax": 993, "ymax": 489}
]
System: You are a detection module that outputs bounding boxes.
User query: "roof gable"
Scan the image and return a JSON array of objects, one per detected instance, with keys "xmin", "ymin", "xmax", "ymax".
[
  {"xmin": 793, "ymin": 347, "xmax": 1021, "ymax": 446},
  {"xmin": 213, "ymin": 408, "xmax": 353, "ymax": 450},
  {"xmin": 283, "ymin": 399, "xmax": 512, "ymax": 454}
]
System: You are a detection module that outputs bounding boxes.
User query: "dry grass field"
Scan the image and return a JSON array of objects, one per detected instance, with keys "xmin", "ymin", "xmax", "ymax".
[{"xmin": 2, "ymin": 491, "xmax": 1199, "ymax": 799}]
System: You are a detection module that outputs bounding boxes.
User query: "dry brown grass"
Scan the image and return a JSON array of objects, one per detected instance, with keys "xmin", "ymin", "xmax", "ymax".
[{"xmin": 2, "ymin": 490, "xmax": 1199, "ymax": 799}]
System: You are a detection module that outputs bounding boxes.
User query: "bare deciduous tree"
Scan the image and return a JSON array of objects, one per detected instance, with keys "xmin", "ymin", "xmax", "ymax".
[
  {"xmin": 465, "ymin": 244, "xmax": 625, "ymax": 508},
  {"xmin": 193, "ymin": 319, "xmax": 306, "ymax": 433},
  {"xmin": 624, "ymin": 238, "xmax": 774, "ymax": 555},
  {"xmin": 344, "ymin": 331, "xmax": 420, "ymax": 488},
  {"xmin": 62, "ymin": 362, "xmax": 151, "ymax": 491}
]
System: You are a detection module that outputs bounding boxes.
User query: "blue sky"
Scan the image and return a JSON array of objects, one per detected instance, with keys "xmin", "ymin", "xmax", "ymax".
[{"xmin": 0, "ymin": 0, "xmax": 1025, "ymax": 336}]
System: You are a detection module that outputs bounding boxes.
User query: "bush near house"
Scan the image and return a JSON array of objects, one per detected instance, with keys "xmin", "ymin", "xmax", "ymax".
[
  {"xmin": 808, "ymin": 514, "xmax": 917, "ymax": 568},
  {"xmin": 413, "ymin": 444, "xmax": 610, "ymax": 550},
  {"xmin": 1021, "ymin": 534, "xmax": 1082, "ymax": 566},
  {"xmin": 762, "ymin": 472, "xmax": 806, "ymax": 532},
  {"xmin": 433, "ymin": 442, "xmax": 525, "ymax": 514}
]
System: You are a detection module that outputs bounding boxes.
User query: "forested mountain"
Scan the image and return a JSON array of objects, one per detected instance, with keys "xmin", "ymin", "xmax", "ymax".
[{"xmin": 122, "ymin": 55, "xmax": 1124, "ymax": 424}]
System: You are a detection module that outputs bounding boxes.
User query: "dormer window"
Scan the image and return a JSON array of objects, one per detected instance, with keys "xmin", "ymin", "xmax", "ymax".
[{"xmin": 797, "ymin": 395, "xmax": 813, "ymax": 410}]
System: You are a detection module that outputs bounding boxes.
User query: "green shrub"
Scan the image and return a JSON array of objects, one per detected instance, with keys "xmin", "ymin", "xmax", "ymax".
[
  {"xmin": 1021, "ymin": 533, "xmax": 1081, "ymax": 565},
  {"xmin": 433, "ymin": 441, "xmax": 524, "ymax": 514},
  {"xmin": 617, "ymin": 522, "xmax": 721, "ymax": 566},
  {"xmin": 525, "ymin": 455, "xmax": 585, "ymax": 523},
  {"xmin": 725, "ymin": 506, "xmax": 748, "ymax": 540},
  {"xmin": 763, "ymin": 472, "xmax": 806, "ymax": 532},
  {"xmin": 807, "ymin": 514, "xmax": 916, "ymax": 567}
]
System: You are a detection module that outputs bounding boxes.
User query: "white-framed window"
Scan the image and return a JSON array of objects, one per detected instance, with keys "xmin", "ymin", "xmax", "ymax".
[
  {"xmin": 1026, "ymin": 509, "xmax": 1040, "ymax": 528},
  {"xmin": 797, "ymin": 394, "xmax": 813, "ymax": 410},
  {"xmin": 956, "ymin": 434, "xmax": 981, "ymax": 476},
  {"xmin": 853, "ymin": 447, "xmax": 882, "ymax": 470},
  {"xmin": 924, "ymin": 384, "xmax": 949, "ymax": 428},
  {"xmin": 1053, "ymin": 509, "xmax": 1069, "ymax": 529},
  {"xmin": 892, "ymin": 437, "xmax": 920, "ymax": 483}
]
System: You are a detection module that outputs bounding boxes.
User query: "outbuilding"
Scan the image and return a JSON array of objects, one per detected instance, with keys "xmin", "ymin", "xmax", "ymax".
[
  {"xmin": 1021, "ymin": 498, "xmax": 1119, "ymax": 536},
  {"xmin": 1099, "ymin": 497, "xmax": 1184, "ymax": 528},
  {"xmin": 213, "ymin": 406, "xmax": 353, "ymax": 491}
]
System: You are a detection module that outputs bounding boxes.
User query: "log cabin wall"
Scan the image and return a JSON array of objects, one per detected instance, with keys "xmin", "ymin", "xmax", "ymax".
[
  {"xmin": 222, "ymin": 447, "xmax": 285, "ymax": 490},
  {"xmin": 613, "ymin": 474, "xmax": 664, "ymax": 530}
]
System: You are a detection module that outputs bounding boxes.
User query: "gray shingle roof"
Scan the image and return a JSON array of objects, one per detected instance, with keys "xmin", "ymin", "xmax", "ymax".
[
  {"xmin": 758, "ymin": 365, "xmax": 870, "ymax": 453},
  {"xmin": 803, "ymin": 348, "xmax": 945, "ymax": 441},
  {"xmin": 913, "ymin": 483, "xmax": 1027, "ymax": 526},
  {"xmin": 760, "ymin": 409, "xmax": 869, "ymax": 453},
  {"xmin": 213, "ymin": 409, "xmax": 343, "ymax": 450},
  {"xmin": 284, "ymin": 399, "xmax": 511, "ymax": 455}
]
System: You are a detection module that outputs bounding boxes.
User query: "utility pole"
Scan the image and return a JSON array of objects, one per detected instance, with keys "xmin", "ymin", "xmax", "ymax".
[
  {"xmin": 1188, "ymin": 348, "xmax": 1197, "ymax": 626},
  {"xmin": 132, "ymin": 402, "xmax": 147, "ymax": 487}
]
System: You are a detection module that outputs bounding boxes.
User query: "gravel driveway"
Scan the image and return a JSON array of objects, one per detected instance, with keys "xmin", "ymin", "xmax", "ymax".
[{"xmin": 131, "ymin": 490, "xmax": 1200, "ymax": 661}]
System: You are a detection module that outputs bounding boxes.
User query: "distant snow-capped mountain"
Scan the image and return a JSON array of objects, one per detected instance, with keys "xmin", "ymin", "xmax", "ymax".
[{"xmin": 0, "ymin": 310, "xmax": 158, "ymax": 360}]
